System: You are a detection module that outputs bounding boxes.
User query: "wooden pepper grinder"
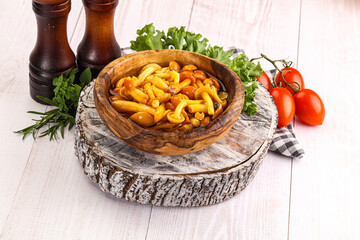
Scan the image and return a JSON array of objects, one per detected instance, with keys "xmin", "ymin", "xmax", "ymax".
[
  {"xmin": 29, "ymin": 0, "xmax": 76, "ymax": 104},
  {"xmin": 77, "ymin": 0, "xmax": 121, "ymax": 77}
]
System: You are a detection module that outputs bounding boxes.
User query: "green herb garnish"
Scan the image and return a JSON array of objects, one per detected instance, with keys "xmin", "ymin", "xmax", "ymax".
[
  {"xmin": 230, "ymin": 53, "xmax": 263, "ymax": 115},
  {"xmin": 130, "ymin": 23, "xmax": 262, "ymax": 115},
  {"xmin": 14, "ymin": 68, "xmax": 92, "ymax": 140}
]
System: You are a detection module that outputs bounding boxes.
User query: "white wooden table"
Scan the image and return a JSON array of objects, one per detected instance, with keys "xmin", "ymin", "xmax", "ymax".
[{"xmin": 1, "ymin": 0, "xmax": 359, "ymax": 239}]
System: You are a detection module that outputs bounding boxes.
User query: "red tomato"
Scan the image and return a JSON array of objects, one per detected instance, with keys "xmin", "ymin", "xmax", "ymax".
[
  {"xmin": 270, "ymin": 87, "xmax": 295, "ymax": 127},
  {"xmin": 256, "ymin": 71, "xmax": 273, "ymax": 92},
  {"xmin": 275, "ymin": 67, "xmax": 305, "ymax": 95},
  {"xmin": 293, "ymin": 89, "xmax": 325, "ymax": 125}
]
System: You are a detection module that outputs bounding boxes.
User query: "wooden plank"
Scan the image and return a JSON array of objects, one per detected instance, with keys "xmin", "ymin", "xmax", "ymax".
[
  {"xmin": 188, "ymin": 0, "xmax": 301, "ymax": 69},
  {"xmin": 0, "ymin": 0, "xmax": 83, "ymax": 233},
  {"xmin": 289, "ymin": 0, "xmax": 360, "ymax": 239},
  {"xmin": 146, "ymin": 0, "xmax": 300, "ymax": 238},
  {"xmin": 0, "ymin": 93, "xmax": 45, "ymax": 233},
  {"xmin": 0, "ymin": 131, "xmax": 152, "ymax": 239}
]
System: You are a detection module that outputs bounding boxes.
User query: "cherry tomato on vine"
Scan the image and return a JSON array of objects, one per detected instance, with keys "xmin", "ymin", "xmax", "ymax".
[
  {"xmin": 270, "ymin": 87, "xmax": 295, "ymax": 127},
  {"xmin": 275, "ymin": 67, "xmax": 305, "ymax": 95},
  {"xmin": 293, "ymin": 89, "xmax": 325, "ymax": 126},
  {"xmin": 256, "ymin": 71, "xmax": 273, "ymax": 92}
]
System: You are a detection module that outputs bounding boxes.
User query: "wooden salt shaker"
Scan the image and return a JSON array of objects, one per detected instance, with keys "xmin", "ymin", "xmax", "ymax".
[
  {"xmin": 77, "ymin": 0, "xmax": 121, "ymax": 77},
  {"xmin": 29, "ymin": 0, "xmax": 76, "ymax": 104}
]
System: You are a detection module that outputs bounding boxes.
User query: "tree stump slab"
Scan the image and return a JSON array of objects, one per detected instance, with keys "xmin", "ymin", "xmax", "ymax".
[{"xmin": 75, "ymin": 81, "xmax": 277, "ymax": 207}]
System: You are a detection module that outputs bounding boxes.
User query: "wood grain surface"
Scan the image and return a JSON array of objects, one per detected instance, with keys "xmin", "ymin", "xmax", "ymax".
[
  {"xmin": 289, "ymin": 0, "xmax": 360, "ymax": 239},
  {"xmin": 1, "ymin": 0, "xmax": 359, "ymax": 239}
]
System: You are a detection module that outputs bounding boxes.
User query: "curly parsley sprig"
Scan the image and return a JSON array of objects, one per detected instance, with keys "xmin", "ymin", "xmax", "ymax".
[
  {"xmin": 14, "ymin": 68, "xmax": 92, "ymax": 140},
  {"xmin": 130, "ymin": 23, "xmax": 262, "ymax": 116}
]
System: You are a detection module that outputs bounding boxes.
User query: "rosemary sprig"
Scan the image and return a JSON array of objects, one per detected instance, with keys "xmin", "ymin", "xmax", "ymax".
[{"xmin": 14, "ymin": 68, "xmax": 92, "ymax": 140}]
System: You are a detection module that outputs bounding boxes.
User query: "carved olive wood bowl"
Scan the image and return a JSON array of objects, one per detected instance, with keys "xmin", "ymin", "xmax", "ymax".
[{"xmin": 94, "ymin": 49, "xmax": 244, "ymax": 155}]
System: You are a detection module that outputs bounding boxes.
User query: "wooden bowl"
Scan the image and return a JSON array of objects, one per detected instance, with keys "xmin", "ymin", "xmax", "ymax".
[{"xmin": 94, "ymin": 49, "xmax": 244, "ymax": 155}]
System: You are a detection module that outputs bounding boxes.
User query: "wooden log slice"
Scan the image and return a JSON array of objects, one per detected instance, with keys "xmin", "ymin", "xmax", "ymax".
[{"xmin": 75, "ymin": 81, "xmax": 277, "ymax": 207}]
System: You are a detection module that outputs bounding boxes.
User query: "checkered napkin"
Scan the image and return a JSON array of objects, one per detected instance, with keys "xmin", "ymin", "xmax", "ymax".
[{"xmin": 120, "ymin": 47, "xmax": 305, "ymax": 159}]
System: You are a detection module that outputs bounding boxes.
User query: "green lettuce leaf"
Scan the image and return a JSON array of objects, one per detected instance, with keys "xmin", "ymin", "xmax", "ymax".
[
  {"xmin": 242, "ymin": 82, "xmax": 259, "ymax": 116},
  {"xmin": 230, "ymin": 53, "xmax": 263, "ymax": 84},
  {"xmin": 165, "ymin": 26, "xmax": 187, "ymax": 50},
  {"xmin": 183, "ymin": 32, "xmax": 208, "ymax": 54},
  {"xmin": 130, "ymin": 23, "xmax": 165, "ymax": 50},
  {"xmin": 204, "ymin": 46, "xmax": 233, "ymax": 67}
]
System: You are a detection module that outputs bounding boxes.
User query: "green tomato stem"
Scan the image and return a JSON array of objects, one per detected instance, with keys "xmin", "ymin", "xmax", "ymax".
[{"xmin": 252, "ymin": 54, "xmax": 300, "ymax": 93}]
